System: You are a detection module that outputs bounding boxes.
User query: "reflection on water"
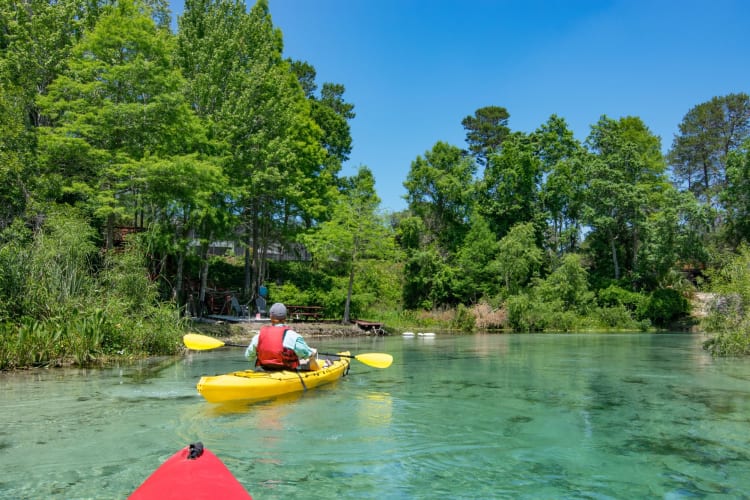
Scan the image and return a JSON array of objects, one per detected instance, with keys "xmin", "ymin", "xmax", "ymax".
[{"xmin": 2, "ymin": 333, "xmax": 750, "ymax": 498}]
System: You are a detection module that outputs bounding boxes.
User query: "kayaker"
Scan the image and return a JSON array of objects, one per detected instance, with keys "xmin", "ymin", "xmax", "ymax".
[{"xmin": 245, "ymin": 302, "xmax": 322, "ymax": 371}]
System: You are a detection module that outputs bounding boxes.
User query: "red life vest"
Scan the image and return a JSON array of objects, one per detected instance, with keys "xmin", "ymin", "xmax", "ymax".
[{"xmin": 256, "ymin": 325, "xmax": 300, "ymax": 370}]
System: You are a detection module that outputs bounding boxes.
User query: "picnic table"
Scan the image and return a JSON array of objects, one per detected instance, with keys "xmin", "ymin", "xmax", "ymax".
[
  {"xmin": 287, "ymin": 305, "xmax": 323, "ymax": 321},
  {"xmin": 354, "ymin": 319, "xmax": 385, "ymax": 335}
]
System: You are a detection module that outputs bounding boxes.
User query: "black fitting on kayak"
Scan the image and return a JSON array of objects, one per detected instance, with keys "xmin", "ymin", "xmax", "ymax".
[{"xmin": 188, "ymin": 442, "xmax": 204, "ymax": 460}]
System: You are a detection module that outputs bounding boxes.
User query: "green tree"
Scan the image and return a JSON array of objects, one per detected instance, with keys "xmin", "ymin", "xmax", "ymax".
[
  {"xmin": 289, "ymin": 61, "xmax": 355, "ymax": 216},
  {"xmin": 533, "ymin": 115, "xmax": 587, "ymax": 255},
  {"xmin": 402, "ymin": 246, "xmax": 454, "ymax": 310},
  {"xmin": 453, "ymin": 211, "xmax": 500, "ymax": 303},
  {"xmin": 404, "ymin": 141, "xmax": 475, "ymax": 253},
  {"xmin": 702, "ymin": 245, "xmax": 750, "ymax": 356},
  {"xmin": 535, "ymin": 253, "xmax": 594, "ymax": 313},
  {"xmin": 141, "ymin": 154, "xmax": 233, "ymax": 308},
  {"xmin": 175, "ymin": 0, "xmax": 248, "ymax": 119},
  {"xmin": 0, "ymin": 0, "xmax": 89, "ymax": 128},
  {"xmin": 213, "ymin": 0, "xmax": 327, "ymax": 299},
  {"xmin": 722, "ymin": 140, "xmax": 750, "ymax": 247},
  {"xmin": 669, "ymin": 93, "xmax": 750, "ymax": 218},
  {"xmin": 0, "ymin": 83, "xmax": 33, "ymax": 228},
  {"xmin": 478, "ymin": 133, "xmax": 542, "ymax": 239},
  {"xmin": 301, "ymin": 167, "xmax": 395, "ymax": 322},
  {"xmin": 462, "ymin": 105, "xmax": 511, "ymax": 167},
  {"xmin": 584, "ymin": 115, "xmax": 670, "ymax": 287},
  {"xmin": 37, "ymin": 0, "xmax": 202, "ymax": 248},
  {"xmin": 496, "ymin": 222, "xmax": 543, "ymax": 295}
]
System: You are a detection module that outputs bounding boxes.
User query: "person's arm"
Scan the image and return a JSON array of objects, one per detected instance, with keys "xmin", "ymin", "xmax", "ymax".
[
  {"xmin": 244, "ymin": 334, "xmax": 259, "ymax": 359},
  {"xmin": 283, "ymin": 330, "xmax": 314, "ymax": 358}
]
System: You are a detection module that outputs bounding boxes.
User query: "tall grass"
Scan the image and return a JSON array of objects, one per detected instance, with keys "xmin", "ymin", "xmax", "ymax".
[{"xmin": 0, "ymin": 209, "xmax": 183, "ymax": 370}]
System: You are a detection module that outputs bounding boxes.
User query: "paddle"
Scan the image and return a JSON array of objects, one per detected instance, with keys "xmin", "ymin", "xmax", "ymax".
[{"xmin": 182, "ymin": 333, "xmax": 393, "ymax": 369}]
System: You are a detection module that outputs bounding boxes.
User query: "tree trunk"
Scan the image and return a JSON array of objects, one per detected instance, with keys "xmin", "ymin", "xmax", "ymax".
[
  {"xmin": 198, "ymin": 242, "xmax": 209, "ymax": 317},
  {"xmin": 343, "ymin": 252, "xmax": 355, "ymax": 324},
  {"xmin": 631, "ymin": 225, "xmax": 639, "ymax": 283},
  {"xmin": 243, "ymin": 244, "xmax": 251, "ymax": 299},
  {"xmin": 105, "ymin": 213, "xmax": 115, "ymax": 250},
  {"xmin": 610, "ymin": 235, "xmax": 620, "ymax": 280},
  {"xmin": 175, "ymin": 251, "xmax": 184, "ymax": 309}
]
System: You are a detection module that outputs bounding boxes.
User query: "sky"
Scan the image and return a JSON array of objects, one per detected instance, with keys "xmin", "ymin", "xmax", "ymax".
[{"xmin": 168, "ymin": 0, "xmax": 750, "ymax": 213}]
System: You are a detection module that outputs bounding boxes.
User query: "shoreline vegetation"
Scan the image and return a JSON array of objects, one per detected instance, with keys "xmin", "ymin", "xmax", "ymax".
[
  {"xmin": 0, "ymin": 293, "xmax": 716, "ymax": 372},
  {"xmin": 2, "ymin": 3, "xmax": 750, "ymax": 369}
]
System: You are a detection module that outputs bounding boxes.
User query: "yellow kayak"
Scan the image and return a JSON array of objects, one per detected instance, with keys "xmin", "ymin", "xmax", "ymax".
[{"xmin": 196, "ymin": 352, "xmax": 351, "ymax": 403}]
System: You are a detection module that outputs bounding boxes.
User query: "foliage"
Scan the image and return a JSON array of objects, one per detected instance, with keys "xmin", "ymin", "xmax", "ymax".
[
  {"xmin": 722, "ymin": 140, "xmax": 750, "ymax": 247},
  {"xmin": 593, "ymin": 305, "xmax": 645, "ymax": 330},
  {"xmin": 301, "ymin": 166, "xmax": 396, "ymax": 322},
  {"xmin": 452, "ymin": 211, "xmax": 501, "ymax": 302},
  {"xmin": 669, "ymin": 93, "xmax": 750, "ymax": 211},
  {"xmin": 478, "ymin": 133, "xmax": 542, "ymax": 239},
  {"xmin": 451, "ymin": 303, "xmax": 476, "ymax": 333},
  {"xmin": 2, "ymin": 0, "xmax": 750, "ymax": 365},
  {"xmin": 641, "ymin": 288, "xmax": 689, "ymax": 327},
  {"xmin": 597, "ymin": 285, "xmax": 647, "ymax": 312},
  {"xmin": 461, "ymin": 105, "xmax": 511, "ymax": 167},
  {"xmin": 534, "ymin": 253, "xmax": 595, "ymax": 313},
  {"xmin": 22, "ymin": 208, "xmax": 99, "ymax": 319},
  {"xmin": 0, "ymin": 212, "xmax": 183, "ymax": 369},
  {"xmin": 404, "ymin": 141, "xmax": 476, "ymax": 252},
  {"xmin": 402, "ymin": 246, "xmax": 455, "ymax": 310},
  {"xmin": 496, "ymin": 222, "xmax": 543, "ymax": 295},
  {"xmin": 0, "ymin": 219, "xmax": 32, "ymax": 319},
  {"xmin": 702, "ymin": 245, "xmax": 750, "ymax": 356}
]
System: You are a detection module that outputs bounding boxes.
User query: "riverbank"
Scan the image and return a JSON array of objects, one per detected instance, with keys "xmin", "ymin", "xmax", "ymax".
[{"xmin": 188, "ymin": 319, "xmax": 379, "ymax": 345}]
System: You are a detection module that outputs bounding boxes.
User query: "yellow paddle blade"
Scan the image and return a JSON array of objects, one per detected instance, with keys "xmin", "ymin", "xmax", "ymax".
[
  {"xmin": 354, "ymin": 353, "xmax": 393, "ymax": 369},
  {"xmin": 183, "ymin": 333, "xmax": 227, "ymax": 351}
]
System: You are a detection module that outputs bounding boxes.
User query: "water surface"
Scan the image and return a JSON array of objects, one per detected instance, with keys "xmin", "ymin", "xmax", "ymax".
[{"xmin": 2, "ymin": 333, "xmax": 750, "ymax": 499}]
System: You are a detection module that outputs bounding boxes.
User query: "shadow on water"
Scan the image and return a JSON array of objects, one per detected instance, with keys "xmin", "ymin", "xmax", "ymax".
[{"xmin": 117, "ymin": 356, "xmax": 183, "ymax": 384}]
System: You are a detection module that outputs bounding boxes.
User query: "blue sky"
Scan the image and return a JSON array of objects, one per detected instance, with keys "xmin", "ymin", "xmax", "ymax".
[{"xmin": 169, "ymin": 0, "xmax": 750, "ymax": 213}]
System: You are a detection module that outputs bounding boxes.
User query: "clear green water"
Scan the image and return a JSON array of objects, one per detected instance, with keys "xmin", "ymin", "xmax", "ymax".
[{"xmin": 2, "ymin": 333, "xmax": 750, "ymax": 499}]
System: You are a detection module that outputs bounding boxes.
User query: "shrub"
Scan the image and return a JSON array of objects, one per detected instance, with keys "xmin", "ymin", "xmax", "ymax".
[
  {"xmin": 594, "ymin": 305, "xmax": 638, "ymax": 329},
  {"xmin": 597, "ymin": 285, "xmax": 646, "ymax": 312},
  {"xmin": 702, "ymin": 245, "xmax": 750, "ymax": 356},
  {"xmin": 451, "ymin": 303, "xmax": 476, "ymax": 332},
  {"xmin": 642, "ymin": 288, "xmax": 689, "ymax": 327}
]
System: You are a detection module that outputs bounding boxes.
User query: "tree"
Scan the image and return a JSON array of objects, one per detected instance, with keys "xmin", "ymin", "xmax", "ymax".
[
  {"xmin": 175, "ymin": 0, "xmax": 248, "ymax": 119},
  {"xmin": 0, "ymin": 0, "xmax": 89, "ymax": 128},
  {"xmin": 0, "ymin": 83, "xmax": 33, "ymax": 229},
  {"xmin": 584, "ymin": 115, "xmax": 670, "ymax": 287},
  {"xmin": 178, "ymin": 0, "xmax": 330, "ymax": 300},
  {"xmin": 669, "ymin": 93, "xmax": 750, "ymax": 216},
  {"xmin": 535, "ymin": 253, "xmax": 594, "ymax": 313},
  {"xmin": 533, "ymin": 115, "xmax": 587, "ymax": 255},
  {"xmin": 301, "ymin": 167, "xmax": 395, "ymax": 322},
  {"xmin": 404, "ymin": 141, "xmax": 476, "ymax": 254},
  {"xmin": 462, "ymin": 105, "xmax": 511, "ymax": 168},
  {"xmin": 496, "ymin": 222, "xmax": 543, "ymax": 295},
  {"xmin": 478, "ymin": 132, "xmax": 542, "ymax": 239},
  {"xmin": 37, "ymin": 0, "xmax": 203, "ymax": 248},
  {"xmin": 141, "ymin": 154, "xmax": 233, "ymax": 308},
  {"xmin": 453, "ymin": 211, "xmax": 500, "ymax": 303},
  {"xmin": 723, "ymin": 140, "xmax": 750, "ymax": 247}
]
